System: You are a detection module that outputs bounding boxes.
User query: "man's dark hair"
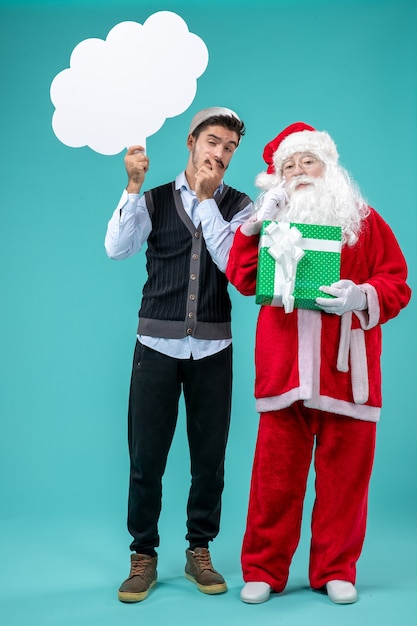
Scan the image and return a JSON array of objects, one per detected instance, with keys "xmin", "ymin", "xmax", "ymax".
[{"xmin": 192, "ymin": 115, "xmax": 246, "ymax": 142}]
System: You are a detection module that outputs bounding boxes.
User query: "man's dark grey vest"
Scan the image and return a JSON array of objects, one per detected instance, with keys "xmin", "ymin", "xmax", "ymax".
[{"xmin": 137, "ymin": 181, "xmax": 250, "ymax": 340}]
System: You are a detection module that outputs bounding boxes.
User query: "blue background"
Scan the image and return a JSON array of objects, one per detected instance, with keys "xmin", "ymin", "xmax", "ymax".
[{"xmin": 1, "ymin": 0, "xmax": 416, "ymax": 624}]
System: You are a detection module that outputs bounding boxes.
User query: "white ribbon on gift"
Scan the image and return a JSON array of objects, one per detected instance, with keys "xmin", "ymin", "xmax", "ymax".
[
  {"xmin": 262, "ymin": 222, "xmax": 304, "ymax": 313},
  {"xmin": 260, "ymin": 222, "xmax": 342, "ymax": 314}
]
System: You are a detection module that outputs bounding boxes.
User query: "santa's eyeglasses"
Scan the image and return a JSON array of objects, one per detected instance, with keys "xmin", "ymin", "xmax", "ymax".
[{"xmin": 282, "ymin": 154, "xmax": 322, "ymax": 175}]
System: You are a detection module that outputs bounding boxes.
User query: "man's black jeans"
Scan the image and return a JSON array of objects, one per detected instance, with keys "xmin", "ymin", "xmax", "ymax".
[{"xmin": 127, "ymin": 340, "xmax": 233, "ymax": 555}]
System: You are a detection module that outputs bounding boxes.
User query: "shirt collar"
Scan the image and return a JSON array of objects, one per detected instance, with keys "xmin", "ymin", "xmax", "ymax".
[{"xmin": 175, "ymin": 171, "xmax": 224, "ymax": 195}]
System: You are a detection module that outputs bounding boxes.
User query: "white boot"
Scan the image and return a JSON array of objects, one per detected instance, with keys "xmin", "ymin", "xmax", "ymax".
[
  {"xmin": 240, "ymin": 581, "xmax": 271, "ymax": 604},
  {"xmin": 326, "ymin": 580, "xmax": 358, "ymax": 604}
]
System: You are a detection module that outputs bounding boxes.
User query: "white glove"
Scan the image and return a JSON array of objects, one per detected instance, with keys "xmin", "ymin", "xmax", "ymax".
[
  {"xmin": 240, "ymin": 182, "xmax": 288, "ymax": 236},
  {"xmin": 315, "ymin": 279, "xmax": 367, "ymax": 315},
  {"xmin": 259, "ymin": 183, "xmax": 289, "ymax": 221}
]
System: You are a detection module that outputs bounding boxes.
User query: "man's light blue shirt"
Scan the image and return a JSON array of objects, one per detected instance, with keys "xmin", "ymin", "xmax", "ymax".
[{"xmin": 105, "ymin": 172, "xmax": 253, "ymax": 359}]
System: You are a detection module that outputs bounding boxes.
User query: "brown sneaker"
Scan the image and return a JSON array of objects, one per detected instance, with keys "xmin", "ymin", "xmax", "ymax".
[
  {"xmin": 185, "ymin": 548, "xmax": 227, "ymax": 594},
  {"xmin": 118, "ymin": 553, "xmax": 157, "ymax": 603}
]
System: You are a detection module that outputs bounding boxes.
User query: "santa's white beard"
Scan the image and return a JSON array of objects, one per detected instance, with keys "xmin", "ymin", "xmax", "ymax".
[
  {"xmin": 283, "ymin": 176, "xmax": 339, "ymax": 224},
  {"xmin": 275, "ymin": 168, "xmax": 369, "ymax": 245}
]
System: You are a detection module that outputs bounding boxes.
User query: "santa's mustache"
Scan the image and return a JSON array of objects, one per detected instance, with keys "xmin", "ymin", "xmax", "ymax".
[{"xmin": 286, "ymin": 175, "xmax": 317, "ymax": 196}]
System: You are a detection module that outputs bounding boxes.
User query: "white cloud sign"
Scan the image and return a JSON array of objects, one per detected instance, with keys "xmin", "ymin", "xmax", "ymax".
[{"xmin": 50, "ymin": 11, "xmax": 209, "ymax": 154}]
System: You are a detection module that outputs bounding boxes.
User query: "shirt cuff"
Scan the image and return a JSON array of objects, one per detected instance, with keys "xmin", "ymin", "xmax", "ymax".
[
  {"xmin": 196, "ymin": 198, "xmax": 221, "ymax": 218},
  {"xmin": 116, "ymin": 189, "xmax": 140, "ymax": 214}
]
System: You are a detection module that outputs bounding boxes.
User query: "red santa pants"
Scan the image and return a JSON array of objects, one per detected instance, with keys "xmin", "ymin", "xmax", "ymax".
[{"xmin": 241, "ymin": 402, "xmax": 376, "ymax": 591}]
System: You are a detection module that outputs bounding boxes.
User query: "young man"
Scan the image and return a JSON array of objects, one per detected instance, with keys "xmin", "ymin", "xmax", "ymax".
[
  {"xmin": 226, "ymin": 122, "xmax": 411, "ymax": 605},
  {"xmin": 105, "ymin": 107, "xmax": 252, "ymax": 602}
]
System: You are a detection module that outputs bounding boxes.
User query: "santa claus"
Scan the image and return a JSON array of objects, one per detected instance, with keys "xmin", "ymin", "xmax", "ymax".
[{"xmin": 226, "ymin": 122, "xmax": 411, "ymax": 605}]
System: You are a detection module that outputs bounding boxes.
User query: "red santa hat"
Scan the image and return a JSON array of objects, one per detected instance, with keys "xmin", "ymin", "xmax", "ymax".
[{"xmin": 256, "ymin": 122, "xmax": 339, "ymax": 189}]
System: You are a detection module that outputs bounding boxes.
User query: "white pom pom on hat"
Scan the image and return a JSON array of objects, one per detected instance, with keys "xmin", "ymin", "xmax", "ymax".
[{"xmin": 256, "ymin": 122, "xmax": 339, "ymax": 189}]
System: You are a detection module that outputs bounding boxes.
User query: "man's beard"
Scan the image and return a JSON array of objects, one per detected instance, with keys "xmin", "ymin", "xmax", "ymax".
[
  {"xmin": 275, "ymin": 167, "xmax": 369, "ymax": 245},
  {"xmin": 191, "ymin": 146, "xmax": 226, "ymax": 172}
]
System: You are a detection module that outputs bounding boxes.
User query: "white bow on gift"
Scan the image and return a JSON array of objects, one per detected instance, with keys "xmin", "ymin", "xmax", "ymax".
[{"xmin": 263, "ymin": 222, "xmax": 305, "ymax": 313}]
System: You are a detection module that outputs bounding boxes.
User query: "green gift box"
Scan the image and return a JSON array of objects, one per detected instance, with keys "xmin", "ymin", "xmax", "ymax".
[{"xmin": 256, "ymin": 221, "xmax": 342, "ymax": 312}]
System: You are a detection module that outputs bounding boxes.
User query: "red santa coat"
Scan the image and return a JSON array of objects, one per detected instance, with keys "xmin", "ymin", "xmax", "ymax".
[{"xmin": 227, "ymin": 208, "xmax": 411, "ymax": 422}]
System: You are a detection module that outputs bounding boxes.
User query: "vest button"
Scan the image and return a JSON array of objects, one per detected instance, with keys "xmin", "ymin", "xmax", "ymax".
[
  {"xmin": 190, "ymin": 274, "xmax": 196, "ymax": 280},
  {"xmin": 192, "ymin": 253, "xmax": 199, "ymax": 260},
  {"xmin": 188, "ymin": 312, "xmax": 194, "ymax": 318},
  {"xmin": 194, "ymin": 232, "xmax": 200, "ymax": 239},
  {"xmin": 189, "ymin": 294, "xmax": 196, "ymax": 301},
  {"xmin": 186, "ymin": 328, "xmax": 193, "ymax": 335}
]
